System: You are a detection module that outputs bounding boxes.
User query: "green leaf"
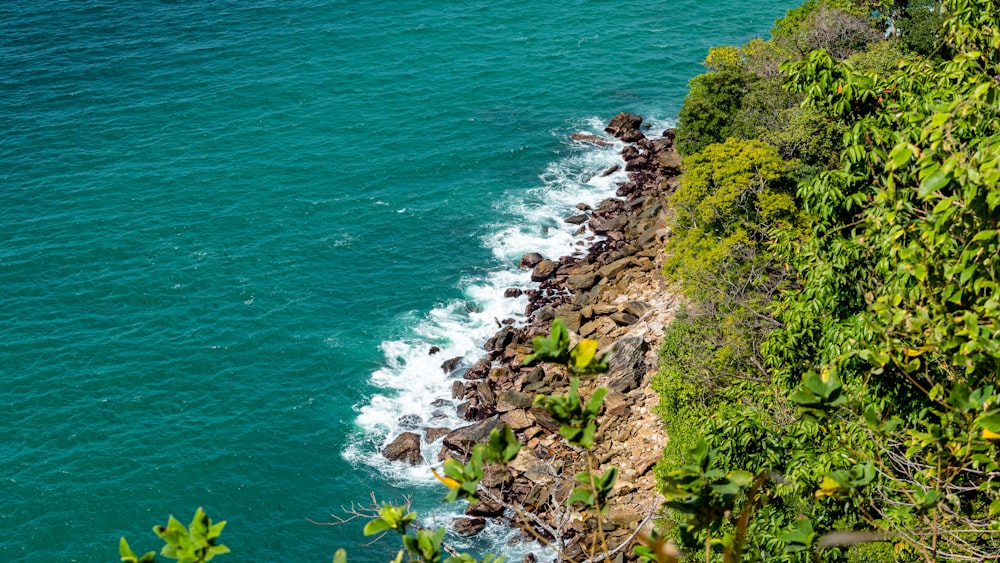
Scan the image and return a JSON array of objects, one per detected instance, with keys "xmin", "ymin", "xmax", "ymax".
[
  {"xmin": 888, "ymin": 143, "xmax": 913, "ymax": 169},
  {"xmin": 919, "ymin": 169, "xmax": 951, "ymax": 197},
  {"xmin": 333, "ymin": 549, "xmax": 347, "ymax": 563},
  {"xmin": 362, "ymin": 518, "xmax": 391, "ymax": 537}
]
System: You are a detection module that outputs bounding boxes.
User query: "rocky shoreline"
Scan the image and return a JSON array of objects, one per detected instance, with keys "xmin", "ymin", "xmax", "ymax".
[{"xmin": 382, "ymin": 113, "xmax": 681, "ymax": 560}]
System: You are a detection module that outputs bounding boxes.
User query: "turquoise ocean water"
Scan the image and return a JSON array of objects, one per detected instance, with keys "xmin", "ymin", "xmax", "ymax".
[{"xmin": 1, "ymin": 1, "xmax": 799, "ymax": 560}]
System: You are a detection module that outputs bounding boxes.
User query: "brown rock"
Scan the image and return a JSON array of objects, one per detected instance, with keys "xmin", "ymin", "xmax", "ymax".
[
  {"xmin": 599, "ymin": 164, "xmax": 620, "ymax": 177},
  {"xmin": 425, "ymin": 427, "xmax": 450, "ymax": 442},
  {"xmin": 530, "ymin": 259, "xmax": 558, "ymax": 282},
  {"xmin": 520, "ymin": 252, "xmax": 544, "ymax": 270},
  {"xmin": 566, "ymin": 272, "xmax": 600, "ymax": 290},
  {"xmin": 443, "ymin": 418, "xmax": 504, "ymax": 455},
  {"xmin": 570, "ymin": 132, "xmax": 612, "ymax": 147},
  {"xmin": 501, "ymin": 409, "xmax": 534, "ymax": 430},
  {"xmin": 622, "ymin": 300, "xmax": 652, "ymax": 318},
  {"xmin": 381, "ymin": 432, "xmax": 422, "ymax": 465},
  {"xmin": 476, "ymin": 380, "xmax": 496, "ymax": 406},
  {"xmin": 610, "ymin": 312, "xmax": 639, "ymax": 325},
  {"xmin": 504, "ymin": 287, "xmax": 523, "ymax": 298},
  {"xmin": 605, "ymin": 112, "xmax": 645, "ymax": 142},
  {"xmin": 497, "ymin": 390, "xmax": 535, "ymax": 412},
  {"xmin": 560, "ymin": 310, "xmax": 583, "ymax": 333},
  {"xmin": 599, "ymin": 258, "xmax": 631, "ymax": 280},
  {"xmin": 486, "ymin": 325, "xmax": 517, "ymax": 351},
  {"xmin": 564, "ymin": 214, "xmax": 589, "ymax": 225},
  {"xmin": 451, "ymin": 381, "xmax": 465, "ymax": 399},
  {"xmin": 453, "ymin": 517, "xmax": 486, "ymax": 537}
]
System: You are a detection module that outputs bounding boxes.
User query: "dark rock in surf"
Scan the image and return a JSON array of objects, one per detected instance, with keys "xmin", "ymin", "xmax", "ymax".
[
  {"xmin": 605, "ymin": 112, "xmax": 645, "ymax": 142},
  {"xmin": 382, "ymin": 432, "xmax": 423, "ymax": 465}
]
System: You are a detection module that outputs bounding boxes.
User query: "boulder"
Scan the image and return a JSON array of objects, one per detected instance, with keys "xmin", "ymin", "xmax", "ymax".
[
  {"xmin": 441, "ymin": 356, "xmax": 463, "ymax": 374},
  {"xmin": 530, "ymin": 259, "xmax": 558, "ymax": 282},
  {"xmin": 504, "ymin": 287, "xmax": 523, "ymax": 298},
  {"xmin": 599, "ymin": 164, "xmax": 620, "ymax": 177},
  {"xmin": 476, "ymin": 379, "xmax": 496, "ymax": 406},
  {"xmin": 610, "ymin": 312, "xmax": 639, "ymax": 326},
  {"xmin": 564, "ymin": 214, "xmax": 589, "ymax": 225},
  {"xmin": 608, "ymin": 336, "xmax": 648, "ymax": 393},
  {"xmin": 497, "ymin": 390, "xmax": 535, "ymax": 412},
  {"xmin": 453, "ymin": 517, "xmax": 486, "ymax": 537},
  {"xmin": 520, "ymin": 253, "xmax": 544, "ymax": 270},
  {"xmin": 486, "ymin": 325, "xmax": 517, "ymax": 351},
  {"xmin": 443, "ymin": 418, "xmax": 504, "ymax": 454},
  {"xmin": 659, "ymin": 147, "xmax": 682, "ymax": 173},
  {"xmin": 425, "ymin": 427, "xmax": 451, "ymax": 442},
  {"xmin": 621, "ymin": 300, "xmax": 652, "ymax": 318},
  {"xmin": 382, "ymin": 432, "xmax": 422, "ymax": 465},
  {"xmin": 566, "ymin": 272, "xmax": 600, "ymax": 291},
  {"xmin": 570, "ymin": 132, "xmax": 612, "ymax": 147},
  {"xmin": 451, "ymin": 381, "xmax": 465, "ymax": 399},
  {"xmin": 605, "ymin": 112, "xmax": 645, "ymax": 142},
  {"xmin": 500, "ymin": 409, "xmax": 534, "ymax": 430}
]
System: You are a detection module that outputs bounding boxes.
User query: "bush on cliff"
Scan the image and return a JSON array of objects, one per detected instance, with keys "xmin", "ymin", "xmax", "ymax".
[{"xmin": 655, "ymin": 0, "xmax": 1000, "ymax": 560}]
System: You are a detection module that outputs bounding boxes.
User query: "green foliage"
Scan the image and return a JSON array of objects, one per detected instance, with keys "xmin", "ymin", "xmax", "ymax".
[
  {"xmin": 524, "ymin": 318, "xmax": 609, "ymax": 375},
  {"xmin": 364, "ymin": 504, "xmax": 418, "ymax": 537},
  {"xmin": 659, "ymin": 439, "xmax": 753, "ymax": 551},
  {"xmin": 665, "ymin": 137, "xmax": 797, "ymax": 294},
  {"xmin": 434, "ymin": 425, "xmax": 521, "ymax": 504},
  {"xmin": 567, "ymin": 467, "xmax": 618, "ymax": 514},
  {"xmin": 119, "ymin": 538, "xmax": 156, "ymax": 563},
  {"xmin": 533, "ymin": 378, "xmax": 606, "ymax": 449},
  {"xmin": 121, "ymin": 508, "xmax": 229, "ymax": 563},
  {"xmin": 898, "ymin": 0, "xmax": 950, "ymax": 58},
  {"xmin": 765, "ymin": 0, "xmax": 1000, "ymax": 557},
  {"xmin": 674, "ymin": 68, "xmax": 753, "ymax": 156}
]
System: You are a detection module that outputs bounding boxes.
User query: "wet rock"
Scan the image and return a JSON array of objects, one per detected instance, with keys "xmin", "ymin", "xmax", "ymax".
[
  {"xmin": 464, "ymin": 357, "xmax": 491, "ymax": 380},
  {"xmin": 504, "ymin": 288, "xmax": 523, "ymax": 298},
  {"xmin": 530, "ymin": 259, "xmax": 558, "ymax": 282},
  {"xmin": 564, "ymin": 213, "xmax": 589, "ymax": 225},
  {"xmin": 599, "ymin": 164, "xmax": 620, "ymax": 177},
  {"xmin": 453, "ymin": 517, "xmax": 486, "ymax": 537},
  {"xmin": 605, "ymin": 112, "xmax": 645, "ymax": 142},
  {"xmin": 576, "ymin": 203, "xmax": 593, "ymax": 211},
  {"xmin": 397, "ymin": 414, "xmax": 423, "ymax": 430},
  {"xmin": 486, "ymin": 325, "xmax": 517, "ymax": 351},
  {"xmin": 570, "ymin": 132, "xmax": 612, "ymax": 147},
  {"xmin": 465, "ymin": 495, "xmax": 505, "ymax": 518},
  {"xmin": 425, "ymin": 427, "xmax": 451, "ymax": 442},
  {"xmin": 451, "ymin": 381, "xmax": 465, "ymax": 399},
  {"xmin": 429, "ymin": 346, "xmax": 440, "ymax": 355},
  {"xmin": 520, "ymin": 252, "xmax": 544, "ymax": 270},
  {"xmin": 382, "ymin": 432, "xmax": 422, "ymax": 465},
  {"xmin": 441, "ymin": 356, "xmax": 463, "ymax": 374}
]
